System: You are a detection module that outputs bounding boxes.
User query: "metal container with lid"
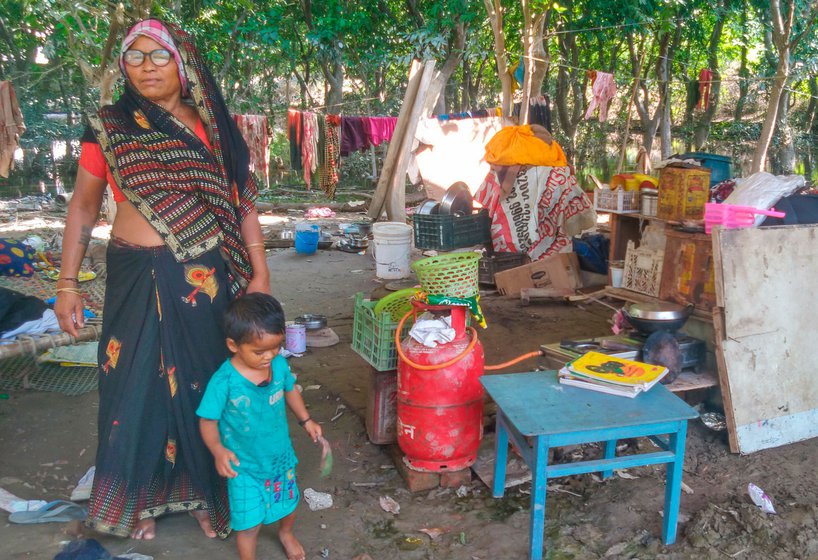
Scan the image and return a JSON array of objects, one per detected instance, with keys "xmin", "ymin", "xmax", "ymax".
[{"xmin": 641, "ymin": 188, "xmax": 659, "ymax": 217}]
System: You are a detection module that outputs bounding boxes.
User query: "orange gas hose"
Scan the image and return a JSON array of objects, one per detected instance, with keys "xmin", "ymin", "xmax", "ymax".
[
  {"xmin": 395, "ymin": 310, "xmax": 543, "ymax": 371},
  {"xmin": 484, "ymin": 350, "xmax": 544, "ymax": 371}
]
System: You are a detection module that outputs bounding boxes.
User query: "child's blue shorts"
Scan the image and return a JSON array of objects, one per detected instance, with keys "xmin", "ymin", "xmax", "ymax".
[{"xmin": 228, "ymin": 467, "xmax": 299, "ymax": 531}]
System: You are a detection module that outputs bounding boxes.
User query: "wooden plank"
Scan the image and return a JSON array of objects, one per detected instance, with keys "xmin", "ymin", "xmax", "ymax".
[
  {"xmin": 384, "ymin": 60, "xmax": 436, "ymax": 222},
  {"xmin": 368, "ymin": 60, "xmax": 423, "ymax": 220},
  {"xmin": 715, "ymin": 225, "xmax": 818, "ymax": 453}
]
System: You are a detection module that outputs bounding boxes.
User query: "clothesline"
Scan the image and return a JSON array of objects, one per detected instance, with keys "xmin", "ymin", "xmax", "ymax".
[{"xmin": 522, "ymin": 54, "xmax": 818, "ymax": 103}]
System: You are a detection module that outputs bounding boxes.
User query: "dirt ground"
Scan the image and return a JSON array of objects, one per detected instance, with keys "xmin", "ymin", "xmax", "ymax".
[{"xmin": 2, "ymin": 211, "xmax": 818, "ymax": 560}]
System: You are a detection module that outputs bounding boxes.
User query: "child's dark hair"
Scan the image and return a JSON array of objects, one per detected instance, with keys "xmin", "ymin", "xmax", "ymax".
[{"xmin": 224, "ymin": 293, "xmax": 286, "ymax": 344}]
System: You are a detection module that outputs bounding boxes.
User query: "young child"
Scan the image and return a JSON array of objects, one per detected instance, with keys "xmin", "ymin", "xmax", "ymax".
[{"xmin": 197, "ymin": 293, "xmax": 322, "ymax": 560}]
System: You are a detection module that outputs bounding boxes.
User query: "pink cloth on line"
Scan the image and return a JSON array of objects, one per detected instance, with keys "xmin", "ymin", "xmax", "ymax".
[
  {"xmin": 365, "ymin": 117, "xmax": 398, "ymax": 146},
  {"xmin": 584, "ymin": 71, "xmax": 617, "ymax": 122}
]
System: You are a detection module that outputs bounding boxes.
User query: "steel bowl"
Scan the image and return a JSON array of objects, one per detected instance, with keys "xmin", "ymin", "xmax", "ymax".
[
  {"xmin": 623, "ymin": 302, "xmax": 693, "ymax": 334},
  {"xmin": 439, "ymin": 183, "xmax": 473, "ymax": 216},
  {"xmin": 294, "ymin": 314, "xmax": 327, "ymax": 330},
  {"xmin": 416, "ymin": 199, "xmax": 440, "ymax": 215}
]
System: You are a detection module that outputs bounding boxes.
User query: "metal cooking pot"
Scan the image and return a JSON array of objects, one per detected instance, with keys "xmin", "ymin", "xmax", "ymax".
[
  {"xmin": 622, "ymin": 302, "xmax": 693, "ymax": 334},
  {"xmin": 294, "ymin": 314, "xmax": 328, "ymax": 330}
]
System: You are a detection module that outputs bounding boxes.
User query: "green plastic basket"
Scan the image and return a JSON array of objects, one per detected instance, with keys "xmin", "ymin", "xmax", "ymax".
[
  {"xmin": 352, "ymin": 292, "xmax": 414, "ymax": 371},
  {"xmin": 411, "ymin": 251, "xmax": 480, "ymax": 298},
  {"xmin": 373, "ymin": 288, "xmax": 417, "ymax": 322}
]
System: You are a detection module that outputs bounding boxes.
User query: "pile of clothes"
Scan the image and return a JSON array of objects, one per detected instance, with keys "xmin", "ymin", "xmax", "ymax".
[{"xmin": 475, "ymin": 124, "xmax": 596, "ymax": 260}]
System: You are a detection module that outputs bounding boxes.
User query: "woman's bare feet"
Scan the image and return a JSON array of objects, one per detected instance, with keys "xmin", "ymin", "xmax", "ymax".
[
  {"xmin": 279, "ymin": 529, "xmax": 305, "ymax": 560},
  {"xmin": 191, "ymin": 509, "xmax": 217, "ymax": 538},
  {"xmin": 130, "ymin": 518, "xmax": 156, "ymax": 540}
]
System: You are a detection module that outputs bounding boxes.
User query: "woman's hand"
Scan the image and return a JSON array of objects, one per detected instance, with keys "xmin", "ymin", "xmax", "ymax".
[
  {"xmin": 245, "ymin": 274, "xmax": 271, "ymax": 295},
  {"xmin": 55, "ymin": 291, "xmax": 85, "ymax": 337}
]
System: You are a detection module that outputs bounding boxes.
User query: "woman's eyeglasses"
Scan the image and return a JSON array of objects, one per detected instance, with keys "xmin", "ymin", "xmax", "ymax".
[{"xmin": 123, "ymin": 49, "xmax": 172, "ymax": 67}]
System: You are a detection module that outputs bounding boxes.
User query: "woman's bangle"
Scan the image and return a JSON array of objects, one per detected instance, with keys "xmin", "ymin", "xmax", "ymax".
[
  {"xmin": 57, "ymin": 277, "xmax": 79, "ymax": 284},
  {"xmin": 298, "ymin": 417, "xmax": 312, "ymax": 427},
  {"xmin": 56, "ymin": 287, "xmax": 83, "ymax": 295},
  {"xmin": 245, "ymin": 242, "xmax": 265, "ymax": 251}
]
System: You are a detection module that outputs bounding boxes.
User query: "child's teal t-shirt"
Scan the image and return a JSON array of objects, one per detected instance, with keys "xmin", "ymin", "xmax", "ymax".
[{"xmin": 196, "ymin": 355, "xmax": 298, "ymax": 477}]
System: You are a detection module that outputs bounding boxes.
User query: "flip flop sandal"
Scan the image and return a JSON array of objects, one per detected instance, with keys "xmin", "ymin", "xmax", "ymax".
[{"xmin": 8, "ymin": 499, "xmax": 87, "ymax": 524}]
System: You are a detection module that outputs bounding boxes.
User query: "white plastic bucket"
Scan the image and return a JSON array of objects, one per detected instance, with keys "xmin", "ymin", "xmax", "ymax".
[
  {"xmin": 285, "ymin": 322, "xmax": 307, "ymax": 354},
  {"xmin": 372, "ymin": 222, "xmax": 413, "ymax": 279},
  {"xmin": 610, "ymin": 264, "xmax": 625, "ymax": 288}
]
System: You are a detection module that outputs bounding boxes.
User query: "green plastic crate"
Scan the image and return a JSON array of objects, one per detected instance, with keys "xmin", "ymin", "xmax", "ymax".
[
  {"xmin": 352, "ymin": 292, "xmax": 414, "ymax": 371},
  {"xmin": 412, "ymin": 209, "xmax": 491, "ymax": 251}
]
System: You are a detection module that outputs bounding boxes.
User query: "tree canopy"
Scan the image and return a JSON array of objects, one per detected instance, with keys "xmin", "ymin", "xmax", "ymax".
[{"xmin": 2, "ymin": 0, "xmax": 818, "ymax": 187}]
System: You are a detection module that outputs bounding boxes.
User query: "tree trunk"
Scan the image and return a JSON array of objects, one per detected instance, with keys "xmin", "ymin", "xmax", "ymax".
[
  {"xmin": 733, "ymin": 7, "xmax": 750, "ymax": 123},
  {"xmin": 658, "ymin": 26, "xmax": 681, "ymax": 159},
  {"xmin": 484, "ymin": 0, "xmax": 513, "ymax": 117},
  {"xmin": 424, "ymin": 21, "xmax": 465, "ymax": 115},
  {"xmin": 519, "ymin": 2, "xmax": 549, "ymax": 123},
  {"xmin": 775, "ymin": 89, "xmax": 795, "ymax": 174},
  {"xmin": 751, "ymin": 0, "xmax": 818, "ymax": 172},
  {"xmin": 693, "ymin": 14, "xmax": 725, "ymax": 149},
  {"xmin": 630, "ymin": 33, "xmax": 661, "ymax": 156}
]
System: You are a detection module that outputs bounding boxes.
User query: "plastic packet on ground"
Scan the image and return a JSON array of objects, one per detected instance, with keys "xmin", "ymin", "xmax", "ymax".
[
  {"xmin": 379, "ymin": 495, "xmax": 400, "ymax": 515},
  {"xmin": 700, "ymin": 412, "xmax": 727, "ymax": 431},
  {"xmin": 0, "ymin": 488, "xmax": 47, "ymax": 513},
  {"xmin": 303, "ymin": 488, "xmax": 333, "ymax": 511},
  {"xmin": 70, "ymin": 466, "xmax": 95, "ymax": 501},
  {"xmin": 748, "ymin": 483, "xmax": 776, "ymax": 514}
]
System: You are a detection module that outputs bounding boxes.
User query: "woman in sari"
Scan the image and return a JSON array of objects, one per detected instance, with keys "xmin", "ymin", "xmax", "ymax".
[{"xmin": 55, "ymin": 19, "xmax": 269, "ymax": 541}]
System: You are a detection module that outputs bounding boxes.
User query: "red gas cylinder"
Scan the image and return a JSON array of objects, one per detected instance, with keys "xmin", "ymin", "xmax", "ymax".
[{"xmin": 397, "ymin": 305, "xmax": 485, "ymax": 472}]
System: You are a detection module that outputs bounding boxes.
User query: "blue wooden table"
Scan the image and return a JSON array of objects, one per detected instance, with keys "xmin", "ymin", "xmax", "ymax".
[{"xmin": 481, "ymin": 371, "xmax": 699, "ymax": 560}]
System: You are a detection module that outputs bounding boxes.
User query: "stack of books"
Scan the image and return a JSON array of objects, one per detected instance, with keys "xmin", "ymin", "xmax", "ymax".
[{"xmin": 558, "ymin": 351, "xmax": 669, "ymax": 398}]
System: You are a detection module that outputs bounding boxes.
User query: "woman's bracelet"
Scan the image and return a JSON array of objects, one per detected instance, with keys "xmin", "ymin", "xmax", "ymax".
[
  {"xmin": 245, "ymin": 242, "xmax": 266, "ymax": 251},
  {"xmin": 56, "ymin": 287, "xmax": 83, "ymax": 295},
  {"xmin": 298, "ymin": 417, "xmax": 312, "ymax": 427},
  {"xmin": 57, "ymin": 277, "xmax": 79, "ymax": 284}
]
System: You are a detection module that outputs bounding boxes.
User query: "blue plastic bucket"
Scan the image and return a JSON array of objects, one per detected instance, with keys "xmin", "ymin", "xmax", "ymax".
[
  {"xmin": 681, "ymin": 152, "xmax": 731, "ymax": 186},
  {"xmin": 295, "ymin": 224, "xmax": 320, "ymax": 254}
]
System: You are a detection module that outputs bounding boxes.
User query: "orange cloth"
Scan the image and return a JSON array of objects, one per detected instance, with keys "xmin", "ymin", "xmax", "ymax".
[{"xmin": 484, "ymin": 125, "xmax": 568, "ymax": 167}]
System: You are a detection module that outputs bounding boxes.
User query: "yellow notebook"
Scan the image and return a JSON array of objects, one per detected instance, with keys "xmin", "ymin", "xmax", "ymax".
[{"xmin": 567, "ymin": 351, "xmax": 668, "ymax": 389}]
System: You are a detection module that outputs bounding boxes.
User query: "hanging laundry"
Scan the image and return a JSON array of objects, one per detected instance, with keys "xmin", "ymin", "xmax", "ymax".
[
  {"xmin": 584, "ymin": 71, "xmax": 617, "ymax": 122},
  {"xmin": 686, "ymin": 79, "xmax": 701, "ymax": 112},
  {"xmin": 697, "ymin": 69, "xmax": 713, "ymax": 111},
  {"xmin": 234, "ymin": 114, "xmax": 270, "ymax": 188},
  {"xmin": 0, "ymin": 81, "xmax": 25, "ymax": 178},
  {"xmin": 364, "ymin": 116, "xmax": 398, "ymax": 147},
  {"xmin": 301, "ymin": 112, "xmax": 319, "ymax": 188},
  {"xmin": 287, "ymin": 108, "xmax": 303, "ymax": 171},
  {"xmin": 318, "ymin": 115, "xmax": 341, "ymax": 199},
  {"xmin": 340, "ymin": 116, "xmax": 370, "ymax": 156}
]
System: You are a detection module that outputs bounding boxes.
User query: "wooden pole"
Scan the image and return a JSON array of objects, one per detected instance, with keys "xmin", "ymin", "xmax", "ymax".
[
  {"xmin": 368, "ymin": 60, "xmax": 423, "ymax": 220},
  {"xmin": 0, "ymin": 325, "xmax": 102, "ymax": 361},
  {"xmin": 384, "ymin": 60, "xmax": 436, "ymax": 222}
]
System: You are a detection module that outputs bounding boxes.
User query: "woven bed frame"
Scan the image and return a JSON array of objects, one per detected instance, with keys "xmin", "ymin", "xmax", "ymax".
[{"xmin": 0, "ymin": 273, "xmax": 105, "ymax": 361}]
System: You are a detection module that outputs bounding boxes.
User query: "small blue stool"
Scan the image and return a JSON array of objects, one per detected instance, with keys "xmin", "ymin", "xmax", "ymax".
[{"xmin": 481, "ymin": 371, "xmax": 699, "ymax": 560}]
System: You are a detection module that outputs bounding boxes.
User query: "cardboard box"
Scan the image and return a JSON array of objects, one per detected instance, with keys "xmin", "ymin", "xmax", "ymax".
[
  {"xmin": 657, "ymin": 165, "xmax": 711, "ymax": 221},
  {"xmin": 494, "ymin": 253, "xmax": 582, "ymax": 297}
]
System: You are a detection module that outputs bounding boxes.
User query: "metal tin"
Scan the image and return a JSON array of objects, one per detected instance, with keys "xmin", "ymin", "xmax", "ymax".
[{"xmin": 295, "ymin": 314, "xmax": 328, "ymax": 330}]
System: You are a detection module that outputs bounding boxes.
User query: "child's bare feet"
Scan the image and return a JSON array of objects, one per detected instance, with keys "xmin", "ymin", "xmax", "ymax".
[
  {"xmin": 279, "ymin": 529, "xmax": 305, "ymax": 560},
  {"xmin": 190, "ymin": 510, "xmax": 217, "ymax": 538},
  {"xmin": 130, "ymin": 518, "xmax": 156, "ymax": 540}
]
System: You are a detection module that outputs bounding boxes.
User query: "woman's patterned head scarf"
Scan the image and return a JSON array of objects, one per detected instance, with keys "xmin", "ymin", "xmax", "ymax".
[{"xmin": 119, "ymin": 19, "xmax": 188, "ymax": 96}]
